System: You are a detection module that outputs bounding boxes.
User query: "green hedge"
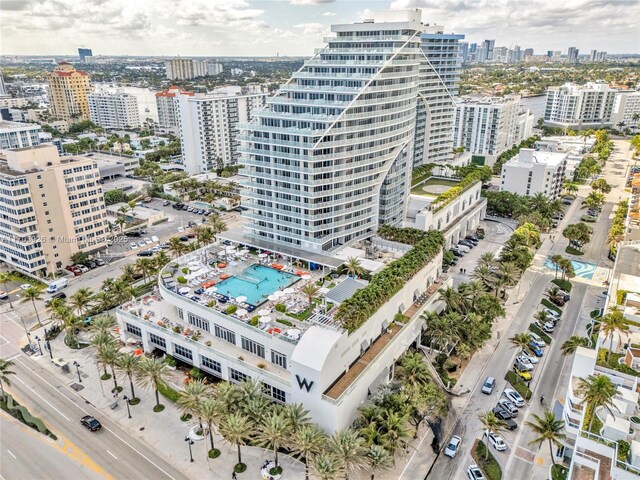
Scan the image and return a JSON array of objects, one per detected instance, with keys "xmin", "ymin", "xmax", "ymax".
[
  {"xmin": 157, "ymin": 381, "xmax": 181, "ymax": 403},
  {"xmin": 541, "ymin": 299, "xmax": 562, "ymax": 315},
  {"xmin": 551, "ymin": 279, "xmax": 572, "ymax": 292},
  {"xmin": 551, "ymin": 464, "xmax": 568, "ymax": 480},
  {"xmin": 1, "ymin": 394, "xmax": 57, "ymax": 440},
  {"xmin": 529, "ymin": 323, "xmax": 553, "ymax": 345},
  {"xmin": 335, "ymin": 228, "xmax": 444, "ymax": 333},
  {"xmin": 473, "ymin": 440, "xmax": 502, "ymax": 480},
  {"xmin": 505, "ymin": 371, "xmax": 532, "ymax": 400}
]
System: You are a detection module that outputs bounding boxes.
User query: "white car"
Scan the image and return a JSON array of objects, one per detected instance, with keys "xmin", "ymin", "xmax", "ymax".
[
  {"xmin": 542, "ymin": 308, "xmax": 560, "ymax": 319},
  {"xmin": 130, "ymin": 242, "xmax": 138, "ymax": 250},
  {"xmin": 444, "ymin": 435, "xmax": 461, "ymax": 458},
  {"xmin": 76, "ymin": 265, "xmax": 89, "ymax": 273},
  {"xmin": 503, "ymin": 388, "xmax": 525, "ymax": 407},
  {"xmin": 177, "ymin": 226, "xmax": 185, "ymax": 232},
  {"xmin": 151, "ymin": 235, "xmax": 159, "ymax": 243},
  {"xmin": 144, "ymin": 237, "xmax": 152, "ymax": 245},
  {"xmin": 483, "ymin": 431, "xmax": 507, "ymax": 451},
  {"xmin": 542, "ymin": 321, "xmax": 555, "ymax": 333},
  {"xmin": 137, "ymin": 240, "xmax": 146, "ymax": 248},
  {"xmin": 20, "ymin": 284, "xmax": 32, "ymax": 290},
  {"xmin": 466, "ymin": 464, "xmax": 485, "ymax": 480},
  {"xmin": 523, "ymin": 353, "xmax": 539, "ymax": 364},
  {"xmin": 497, "ymin": 398, "xmax": 519, "ymax": 416}
]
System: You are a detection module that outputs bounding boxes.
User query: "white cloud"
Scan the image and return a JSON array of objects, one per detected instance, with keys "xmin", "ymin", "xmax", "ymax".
[
  {"xmin": 322, "ymin": 11, "xmax": 336, "ymax": 16},
  {"xmin": 290, "ymin": 0, "xmax": 334, "ymax": 4},
  {"xmin": 294, "ymin": 22, "xmax": 327, "ymax": 36}
]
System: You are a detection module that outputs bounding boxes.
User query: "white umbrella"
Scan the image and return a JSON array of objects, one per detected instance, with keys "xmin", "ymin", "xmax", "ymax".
[
  {"xmin": 238, "ymin": 249, "xmax": 250, "ymax": 255},
  {"xmin": 258, "ymin": 308, "xmax": 271, "ymax": 316},
  {"xmin": 205, "ymin": 286, "xmax": 218, "ymax": 294},
  {"xmin": 301, "ymin": 274, "xmax": 311, "ymax": 280},
  {"xmin": 283, "ymin": 287, "xmax": 295, "ymax": 294},
  {"xmin": 225, "ymin": 246, "xmax": 236, "ymax": 252},
  {"xmin": 236, "ymin": 295, "xmax": 247, "ymax": 303},
  {"xmin": 236, "ymin": 308, "xmax": 248, "ymax": 317},
  {"xmin": 258, "ymin": 253, "xmax": 268, "ymax": 258},
  {"xmin": 267, "ymin": 294, "xmax": 278, "ymax": 301},
  {"xmin": 259, "ymin": 316, "xmax": 272, "ymax": 324},
  {"xmin": 287, "ymin": 328, "xmax": 301, "ymax": 339},
  {"xmin": 125, "ymin": 337, "xmax": 138, "ymax": 344},
  {"xmin": 217, "ymin": 251, "xmax": 226, "ymax": 257},
  {"xmin": 272, "ymin": 290, "xmax": 283, "ymax": 298},
  {"xmin": 179, "ymin": 287, "xmax": 190, "ymax": 294}
]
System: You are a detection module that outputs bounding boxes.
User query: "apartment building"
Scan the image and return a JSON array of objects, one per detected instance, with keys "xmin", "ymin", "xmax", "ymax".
[
  {"xmin": 0, "ymin": 145, "xmax": 107, "ymax": 276},
  {"xmin": 46, "ymin": 62, "xmax": 91, "ymax": 123},
  {"xmin": 500, "ymin": 148, "xmax": 568, "ymax": 198},
  {"xmin": 0, "ymin": 121, "xmax": 41, "ymax": 150},
  {"xmin": 544, "ymin": 82, "xmax": 618, "ymax": 128},
  {"xmin": 165, "ymin": 59, "xmax": 218, "ymax": 80},
  {"xmin": 612, "ymin": 91, "xmax": 640, "ymax": 129},
  {"xmin": 88, "ymin": 91, "xmax": 140, "ymax": 130},
  {"xmin": 453, "ymin": 95, "xmax": 527, "ymax": 166},
  {"xmin": 155, "ymin": 86, "xmax": 194, "ymax": 132},
  {"xmin": 413, "ymin": 26, "xmax": 464, "ymax": 167},
  {"xmin": 177, "ymin": 87, "xmax": 267, "ymax": 175}
]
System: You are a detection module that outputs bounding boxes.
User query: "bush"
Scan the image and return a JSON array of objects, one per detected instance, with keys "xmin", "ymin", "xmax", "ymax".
[
  {"xmin": 225, "ymin": 305, "xmax": 238, "ymax": 315},
  {"xmin": 269, "ymin": 466, "xmax": 283, "ymax": 476},
  {"xmin": 182, "ymin": 267, "xmax": 189, "ymax": 274},
  {"xmin": 164, "ymin": 355, "xmax": 177, "ymax": 367},
  {"xmin": 177, "ymin": 276, "xmax": 187, "ymax": 284},
  {"xmin": 189, "ymin": 367, "xmax": 203, "ymax": 380},
  {"xmin": 565, "ymin": 246, "xmax": 584, "ymax": 256},
  {"xmin": 472, "ymin": 440, "xmax": 502, "ymax": 480},
  {"xmin": 394, "ymin": 312, "xmax": 410, "ymax": 324},
  {"xmin": 529, "ymin": 323, "xmax": 553, "ymax": 345},
  {"xmin": 234, "ymin": 463, "xmax": 247, "ymax": 473},
  {"xmin": 153, "ymin": 404, "xmax": 165, "ymax": 413},
  {"xmin": 180, "ymin": 413, "xmax": 192, "ymax": 422},
  {"xmin": 618, "ymin": 440, "xmax": 631, "ymax": 462},
  {"xmin": 157, "ymin": 381, "xmax": 181, "ymax": 403},
  {"xmin": 274, "ymin": 303, "xmax": 286, "ymax": 313},
  {"xmin": 128, "ymin": 398, "xmax": 140, "ymax": 405},
  {"xmin": 551, "ymin": 464, "xmax": 568, "ymax": 480},
  {"xmin": 617, "ymin": 290, "xmax": 629, "ymax": 305},
  {"xmin": 1, "ymin": 393, "xmax": 57, "ymax": 440},
  {"xmin": 208, "ymin": 448, "xmax": 221, "ymax": 459},
  {"xmin": 541, "ymin": 299, "xmax": 562, "ymax": 315},
  {"xmin": 552, "ymin": 279, "xmax": 572, "ymax": 292},
  {"xmin": 250, "ymin": 316, "xmax": 259, "ymax": 326},
  {"xmin": 505, "ymin": 371, "xmax": 532, "ymax": 400},
  {"xmin": 590, "ymin": 309, "xmax": 602, "ymax": 319},
  {"xmin": 276, "ymin": 318, "xmax": 293, "ymax": 327}
]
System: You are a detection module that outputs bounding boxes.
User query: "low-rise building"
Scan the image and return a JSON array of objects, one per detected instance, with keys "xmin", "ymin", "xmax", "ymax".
[
  {"xmin": 0, "ymin": 120, "xmax": 41, "ymax": 150},
  {"xmin": 106, "ymin": 202, "xmax": 165, "ymax": 227},
  {"xmin": 500, "ymin": 148, "xmax": 568, "ymax": 198},
  {"xmin": 86, "ymin": 151, "xmax": 139, "ymax": 179},
  {"xmin": 0, "ymin": 144, "xmax": 107, "ymax": 276}
]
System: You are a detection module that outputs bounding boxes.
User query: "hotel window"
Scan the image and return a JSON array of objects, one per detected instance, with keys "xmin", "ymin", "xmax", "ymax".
[
  {"xmin": 125, "ymin": 323, "xmax": 142, "ymax": 337},
  {"xmin": 214, "ymin": 325, "xmax": 236, "ymax": 345},
  {"xmin": 200, "ymin": 355, "xmax": 222, "ymax": 375},
  {"xmin": 149, "ymin": 333, "xmax": 166, "ymax": 348},
  {"xmin": 241, "ymin": 337, "xmax": 265, "ymax": 358},
  {"xmin": 262, "ymin": 383, "xmax": 286, "ymax": 403},
  {"xmin": 271, "ymin": 350, "xmax": 287, "ymax": 369},
  {"xmin": 188, "ymin": 312, "xmax": 210, "ymax": 332},
  {"xmin": 229, "ymin": 368, "xmax": 249, "ymax": 383},
  {"xmin": 174, "ymin": 344, "xmax": 193, "ymax": 360}
]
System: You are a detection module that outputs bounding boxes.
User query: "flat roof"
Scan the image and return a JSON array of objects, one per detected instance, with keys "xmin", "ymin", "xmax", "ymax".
[
  {"xmin": 325, "ymin": 277, "xmax": 368, "ymax": 304},
  {"xmin": 0, "ymin": 121, "xmax": 41, "ymax": 132}
]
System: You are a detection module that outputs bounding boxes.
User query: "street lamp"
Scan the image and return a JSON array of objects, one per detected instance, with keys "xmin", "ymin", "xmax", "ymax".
[
  {"xmin": 123, "ymin": 395, "xmax": 132, "ymax": 419},
  {"xmin": 45, "ymin": 339, "xmax": 53, "ymax": 360},
  {"xmin": 184, "ymin": 437, "xmax": 194, "ymax": 462},
  {"xmin": 73, "ymin": 361, "xmax": 82, "ymax": 383},
  {"xmin": 34, "ymin": 335, "xmax": 43, "ymax": 355}
]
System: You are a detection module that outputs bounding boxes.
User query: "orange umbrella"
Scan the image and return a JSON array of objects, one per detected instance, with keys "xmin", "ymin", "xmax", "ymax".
[{"xmin": 133, "ymin": 349, "xmax": 143, "ymax": 356}]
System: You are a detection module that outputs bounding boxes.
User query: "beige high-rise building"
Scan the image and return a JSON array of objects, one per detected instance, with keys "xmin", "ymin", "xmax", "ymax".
[
  {"xmin": 0, "ymin": 144, "xmax": 107, "ymax": 277},
  {"xmin": 46, "ymin": 62, "xmax": 92, "ymax": 123}
]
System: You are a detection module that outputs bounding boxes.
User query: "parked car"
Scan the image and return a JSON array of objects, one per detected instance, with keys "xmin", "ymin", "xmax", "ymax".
[
  {"xmin": 542, "ymin": 322, "xmax": 556, "ymax": 333},
  {"xmin": 483, "ymin": 431, "xmax": 507, "ymax": 451},
  {"xmin": 151, "ymin": 246, "xmax": 161, "ymax": 253},
  {"xmin": 179, "ymin": 236, "xmax": 189, "ymax": 242},
  {"xmin": 95, "ymin": 258, "xmax": 106, "ymax": 266},
  {"xmin": 444, "ymin": 435, "xmax": 462, "ymax": 458},
  {"xmin": 151, "ymin": 236, "xmax": 159, "ymax": 243},
  {"xmin": 451, "ymin": 249, "xmax": 464, "ymax": 258},
  {"xmin": 503, "ymin": 388, "xmax": 525, "ymax": 407},
  {"xmin": 523, "ymin": 353, "xmax": 539, "ymax": 364},
  {"xmin": 87, "ymin": 261, "xmax": 97, "ymax": 269},
  {"xmin": 163, "ymin": 200, "xmax": 171, "ymax": 206},
  {"xmin": 130, "ymin": 242, "xmax": 138, "ymax": 250},
  {"xmin": 529, "ymin": 343, "xmax": 544, "ymax": 357},
  {"xmin": 44, "ymin": 291, "xmax": 67, "ymax": 306},
  {"xmin": 558, "ymin": 290, "xmax": 571, "ymax": 301},
  {"xmin": 177, "ymin": 226, "xmax": 185, "ymax": 232},
  {"xmin": 0, "ymin": 292, "xmax": 8, "ymax": 300},
  {"xmin": 80, "ymin": 415, "xmax": 102, "ymax": 431},
  {"xmin": 76, "ymin": 265, "xmax": 89, "ymax": 273},
  {"xmin": 481, "ymin": 376, "xmax": 496, "ymax": 395},
  {"xmin": 20, "ymin": 284, "xmax": 32, "ymax": 290},
  {"xmin": 492, "ymin": 408, "xmax": 518, "ymax": 430},
  {"xmin": 137, "ymin": 250, "xmax": 154, "ymax": 257},
  {"xmin": 159, "ymin": 243, "xmax": 170, "ymax": 249},
  {"xmin": 466, "ymin": 464, "xmax": 485, "ymax": 480},
  {"xmin": 514, "ymin": 359, "xmax": 533, "ymax": 372},
  {"xmin": 542, "ymin": 308, "xmax": 560, "ymax": 319},
  {"xmin": 513, "ymin": 367, "xmax": 532, "ymax": 381},
  {"xmin": 458, "ymin": 241, "xmax": 474, "ymax": 249},
  {"xmin": 529, "ymin": 332, "xmax": 547, "ymax": 348},
  {"xmin": 498, "ymin": 398, "xmax": 519, "ymax": 416},
  {"xmin": 516, "ymin": 355, "xmax": 535, "ymax": 368},
  {"xmin": 562, "ymin": 199, "xmax": 573, "ymax": 205},
  {"xmin": 456, "ymin": 244, "xmax": 471, "ymax": 253},
  {"xmin": 144, "ymin": 237, "xmax": 152, "ymax": 245}
]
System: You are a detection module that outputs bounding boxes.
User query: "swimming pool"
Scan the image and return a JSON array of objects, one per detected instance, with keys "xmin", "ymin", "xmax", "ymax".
[
  {"xmin": 215, "ymin": 264, "xmax": 298, "ymax": 305},
  {"xmin": 544, "ymin": 257, "xmax": 597, "ymax": 279}
]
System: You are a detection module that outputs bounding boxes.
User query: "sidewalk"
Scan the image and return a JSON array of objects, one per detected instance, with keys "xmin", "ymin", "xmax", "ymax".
[{"xmin": 30, "ymin": 327, "xmax": 306, "ymax": 480}]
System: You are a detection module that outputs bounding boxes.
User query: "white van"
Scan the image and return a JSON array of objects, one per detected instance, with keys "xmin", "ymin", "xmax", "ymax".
[
  {"xmin": 151, "ymin": 235, "xmax": 159, "ymax": 243},
  {"xmin": 46, "ymin": 278, "xmax": 68, "ymax": 293}
]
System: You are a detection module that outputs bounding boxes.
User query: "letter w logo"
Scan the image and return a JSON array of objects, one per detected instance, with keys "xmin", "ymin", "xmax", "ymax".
[{"xmin": 295, "ymin": 375, "xmax": 314, "ymax": 392}]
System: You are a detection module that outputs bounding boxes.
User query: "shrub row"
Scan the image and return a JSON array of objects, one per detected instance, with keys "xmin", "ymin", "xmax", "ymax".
[
  {"xmin": 529, "ymin": 323, "xmax": 553, "ymax": 345},
  {"xmin": 505, "ymin": 370, "xmax": 532, "ymax": 400}
]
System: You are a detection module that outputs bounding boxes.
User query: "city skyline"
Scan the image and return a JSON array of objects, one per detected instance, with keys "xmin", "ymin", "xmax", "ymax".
[{"xmin": 1, "ymin": 0, "xmax": 639, "ymax": 57}]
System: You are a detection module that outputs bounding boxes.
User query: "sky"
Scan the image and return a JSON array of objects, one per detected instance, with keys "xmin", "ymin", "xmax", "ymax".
[{"xmin": 1, "ymin": 0, "xmax": 639, "ymax": 57}]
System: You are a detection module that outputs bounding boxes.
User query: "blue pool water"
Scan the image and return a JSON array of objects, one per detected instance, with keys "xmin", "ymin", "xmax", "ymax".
[
  {"xmin": 544, "ymin": 257, "xmax": 597, "ymax": 279},
  {"xmin": 192, "ymin": 201, "xmax": 212, "ymax": 208},
  {"xmin": 215, "ymin": 264, "xmax": 298, "ymax": 305}
]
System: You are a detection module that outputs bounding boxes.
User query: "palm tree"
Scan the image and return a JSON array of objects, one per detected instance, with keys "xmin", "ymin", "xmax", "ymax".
[
  {"xmin": 343, "ymin": 257, "xmax": 366, "ymax": 277},
  {"xmin": 135, "ymin": 258, "xmax": 156, "ymax": 284},
  {"xmin": 300, "ymin": 283, "xmax": 320, "ymax": 306},
  {"xmin": 311, "ymin": 452, "xmax": 343, "ymax": 480},
  {"xmin": 218, "ymin": 413, "xmax": 251, "ymax": 466},
  {"xmin": 472, "ymin": 265, "xmax": 496, "ymax": 290},
  {"xmin": 256, "ymin": 410, "xmax": 292, "ymax": 469},
  {"xmin": 534, "ymin": 310, "xmax": 550, "ymax": 325},
  {"xmin": 97, "ymin": 344, "xmax": 121, "ymax": 392},
  {"xmin": 20, "ymin": 286, "xmax": 43, "ymax": 326},
  {"xmin": 600, "ymin": 306, "xmax": 630, "ymax": 362},
  {"xmin": 526, "ymin": 411, "xmax": 566, "ymax": 465},
  {"xmin": 509, "ymin": 332, "xmax": 532, "ymax": 353},
  {"xmin": 329, "ymin": 429, "xmax": 367, "ymax": 480},
  {"xmin": 121, "ymin": 264, "xmax": 137, "ymax": 283},
  {"xmin": 198, "ymin": 397, "xmax": 224, "ymax": 455},
  {"xmin": 168, "ymin": 237, "xmax": 187, "ymax": 258},
  {"xmin": 115, "ymin": 353, "xmax": 140, "ymax": 400},
  {"xmin": 379, "ymin": 410, "xmax": 411, "ymax": 454},
  {"xmin": 576, "ymin": 374, "xmax": 619, "ymax": 432},
  {"xmin": 206, "ymin": 216, "xmax": 228, "ymax": 241},
  {"xmin": 437, "ymin": 286, "xmax": 464, "ymax": 313},
  {"xmin": 0, "ymin": 272, "xmax": 13, "ymax": 308},
  {"xmin": 366, "ymin": 444, "xmax": 393, "ymax": 480},
  {"xmin": 69, "ymin": 287, "xmax": 94, "ymax": 316},
  {"xmin": 177, "ymin": 380, "xmax": 212, "ymax": 428},
  {"xmin": 290, "ymin": 424, "xmax": 326, "ymax": 480},
  {"xmin": 498, "ymin": 262, "xmax": 519, "ymax": 291},
  {"xmin": 396, "ymin": 351, "xmax": 430, "ymax": 387},
  {"xmin": 154, "ymin": 251, "xmax": 171, "ymax": 269},
  {"xmin": 478, "ymin": 411, "xmax": 507, "ymax": 459},
  {"xmin": 282, "ymin": 403, "xmax": 311, "ymax": 434},
  {"xmin": 90, "ymin": 315, "xmax": 115, "ymax": 335},
  {"xmin": 136, "ymin": 356, "xmax": 171, "ymax": 410},
  {"xmin": 477, "ymin": 252, "xmax": 497, "ymax": 270},
  {"xmin": 561, "ymin": 336, "xmax": 589, "ymax": 356},
  {"xmin": 0, "ymin": 359, "xmax": 16, "ymax": 399}
]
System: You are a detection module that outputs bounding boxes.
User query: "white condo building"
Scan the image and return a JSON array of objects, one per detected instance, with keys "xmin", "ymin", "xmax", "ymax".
[
  {"xmin": 612, "ymin": 90, "xmax": 640, "ymax": 129},
  {"xmin": 453, "ymin": 95, "xmax": 533, "ymax": 166},
  {"xmin": 88, "ymin": 91, "xmax": 140, "ymax": 129},
  {"xmin": 500, "ymin": 148, "xmax": 567, "ymax": 198},
  {"xmin": 177, "ymin": 87, "xmax": 267, "ymax": 175},
  {"xmin": 155, "ymin": 86, "xmax": 194, "ymax": 132},
  {"xmin": 544, "ymin": 82, "xmax": 618, "ymax": 128},
  {"xmin": 0, "ymin": 121, "xmax": 41, "ymax": 150},
  {"xmin": 165, "ymin": 59, "xmax": 220, "ymax": 80}
]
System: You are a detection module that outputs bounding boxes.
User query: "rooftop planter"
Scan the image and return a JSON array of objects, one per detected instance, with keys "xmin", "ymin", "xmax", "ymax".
[{"xmin": 432, "ymin": 170, "xmax": 485, "ymax": 212}]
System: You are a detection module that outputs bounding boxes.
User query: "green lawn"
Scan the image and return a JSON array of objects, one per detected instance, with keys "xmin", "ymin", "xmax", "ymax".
[
  {"xmin": 472, "ymin": 440, "xmax": 502, "ymax": 480},
  {"xmin": 541, "ymin": 299, "xmax": 562, "ymax": 315},
  {"xmin": 551, "ymin": 279, "xmax": 572, "ymax": 292},
  {"xmin": 505, "ymin": 370, "xmax": 532, "ymax": 400},
  {"xmin": 529, "ymin": 323, "xmax": 553, "ymax": 345},
  {"xmin": 410, "ymin": 178, "xmax": 459, "ymax": 196}
]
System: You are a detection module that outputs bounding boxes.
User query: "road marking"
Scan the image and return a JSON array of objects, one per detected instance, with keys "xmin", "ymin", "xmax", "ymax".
[
  {"xmin": 17, "ymin": 359, "xmax": 180, "ymax": 480},
  {"xmin": 2, "ymin": 353, "xmax": 21, "ymax": 361},
  {"xmin": 6, "ymin": 450, "xmax": 16, "ymax": 459},
  {"xmin": 13, "ymin": 376, "xmax": 71, "ymax": 421},
  {"xmin": 106, "ymin": 450, "xmax": 118, "ymax": 460},
  {"xmin": 0, "ymin": 335, "xmax": 10, "ymax": 344}
]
